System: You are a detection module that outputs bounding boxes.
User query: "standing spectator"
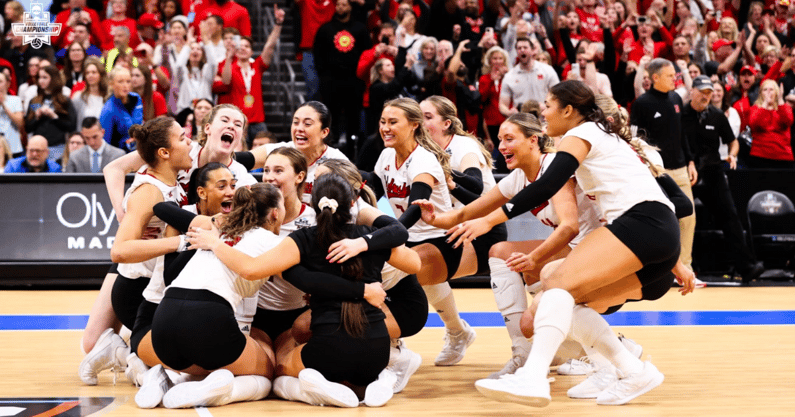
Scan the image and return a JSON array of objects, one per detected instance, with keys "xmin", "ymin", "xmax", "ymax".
[
  {"xmin": 71, "ymin": 57, "xmax": 107, "ymax": 128},
  {"xmin": 60, "ymin": 41, "xmax": 88, "ymax": 89},
  {"xmin": 479, "ymin": 46, "xmax": 509, "ymax": 153},
  {"xmin": 748, "ymin": 79, "xmax": 795, "ymax": 168},
  {"xmin": 52, "ymin": 0, "xmax": 106, "ymax": 51},
  {"xmin": 627, "ymin": 12, "xmax": 674, "ymax": 66},
  {"xmin": 0, "ymin": 72, "xmax": 23, "ymax": 157},
  {"xmin": 100, "ymin": 67, "xmax": 143, "ymax": 151},
  {"xmin": 55, "ymin": 23, "xmax": 101, "ymax": 61},
  {"xmin": 367, "ymin": 57, "xmax": 415, "ymax": 136},
  {"xmin": 25, "ymin": 66, "xmax": 77, "ymax": 160},
  {"xmin": 102, "ymin": 0, "xmax": 141, "ymax": 51},
  {"xmin": 427, "ymin": 0, "xmax": 465, "ymax": 42},
  {"xmin": 178, "ymin": 97, "xmax": 213, "ymax": 140},
  {"xmin": 169, "ymin": 41, "xmax": 215, "ymax": 116},
  {"xmin": 3, "ymin": 1, "xmax": 24, "ymax": 38},
  {"xmin": 683, "ymin": 76, "xmax": 764, "ymax": 282},
  {"xmin": 153, "ymin": 15, "xmax": 191, "ymax": 69},
  {"xmin": 357, "ymin": 22, "xmax": 399, "ymax": 134},
  {"xmin": 159, "ymin": 0, "xmax": 183, "ymax": 24},
  {"xmin": 21, "ymin": 60, "xmax": 72, "ymax": 116},
  {"xmin": 631, "ymin": 58, "xmax": 696, "ymax": 270},
  {"xmin": 4, "ymin": 135, "xmax": 62, "ymax": 173},
  {"xmin": 137, "ymin": 13, "xmax": 165, "ymax": 49},
  {"xmin": 66, "ymin": 117, "xmax": 126, "ymax": 172},
  {"xmin": 729, "ymin": 65, "xmax": 761, "ymax": 130},
  {"xmin": 59, "ymin": 131, "xmax": 85, "ymax": 168},
  {"xmin": 499, "ymin": 37, "xmax": 560, "ymax": 117},
  {"xmin": 17, "ymin": 57, "xmax": 42, "ymax": 104},
  {"xmin": 712, "ymin": 79, "xmax": 741, "ymax": 163},
  {"xmin": 200, "ymin": 14, "xmax": 226, "ymax": 64},
  {"xmin": 314, "ymin": 0, "xmax": 372, "ymax": 152},
  {"xmin": 131, "ymin": 64, "xmax": 168, "ymax": 121},
  {"xmin": 104, "ymin": 26, "xmax": 137, "ymax": 73},
  {"xmin": 199, "ymin": 0, "xmax": 252, "ymax": 38},
  {"xmin": 296, "ymin": 0, "xmax": 337, "ymax": 101},
  {"xmin": 576, "ymin": 0, "xmax": 603, "ymax": 42},
  {"xmin": 216, "ymin": 5, "xmax": 285, "ymax": 145},
  {"xmin": 410, "ymin": 37, "xmax": 438, "ymax": 81}
]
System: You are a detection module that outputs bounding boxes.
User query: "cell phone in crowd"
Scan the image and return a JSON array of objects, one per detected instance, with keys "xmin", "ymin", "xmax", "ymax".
[
  {"xmin": 233, "ymin": 35, "xmax": 241, "ymax": 48},
  {"xmin": 637, "ymin": 16, "xmax": 648, "ymax": 24}
]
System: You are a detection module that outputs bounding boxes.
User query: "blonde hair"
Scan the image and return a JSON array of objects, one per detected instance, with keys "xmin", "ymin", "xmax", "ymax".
[
  {"xmin": 719, "ymin": 17, "xmax": 738, "ymax": 42},
  {"xmin": 754, "ymin": 79, "xmax": 781, "ymax": 109},
  {"xmin": 195, "ymin": 104, "xmax": 249, "ymax": 146},
  {"xmin": 384, "ymin": 97, "xmax": 452, "ymax": 178},
  {"xmin": 594, "ymin": 93, "xmax": 661, "ymax": 177},
  {"xmin": 423, "ymin": 95, "xmax": 493, "ymax": 169},
  {"xmin": 319, "ymin": 159, "xmax": 378, "ymax": 207},
  {"xmin": 481, "ymin": 46, "xmax": 509, "ymax": 74},
  {"xmin": 503, "ymin": 113, "xmax": 555, "ymax": 153}
]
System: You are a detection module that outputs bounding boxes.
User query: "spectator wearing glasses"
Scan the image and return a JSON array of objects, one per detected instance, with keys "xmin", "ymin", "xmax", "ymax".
[{"xmin": 4, "ymin": 135, "xmax": 62, "ymax": 173}]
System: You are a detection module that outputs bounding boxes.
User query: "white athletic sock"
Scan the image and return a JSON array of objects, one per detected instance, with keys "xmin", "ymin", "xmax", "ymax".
[
  {"xmin": 582, "ymin": 344, "xmax": 612, "ymax": 369},
  {"xmin": 488, "ymin": 258, "xmax": 531, "ymax": 353},
  {"xmin": 522, "ymin": 288, "xmax": 575, "ymax": 380},
  {"xmin": 570, "ymin": 305, "xmax": 643, "ymax": 375},
  {"xmin": 423, "ymin": 283, "xmax": 464, "ymax": 332},
  {"xmin": 227, "ymin": 375, "xmax": 271, "ymax": 404}
]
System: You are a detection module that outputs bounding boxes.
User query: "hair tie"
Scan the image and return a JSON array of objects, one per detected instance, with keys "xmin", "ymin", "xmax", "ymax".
[
  {"xmin": 360, "ymin": 179, "xmax": 367, "ymax": 190},
  {"xmin": 318, "ymin": 196, "xmax": 338, "ymax": 214}
]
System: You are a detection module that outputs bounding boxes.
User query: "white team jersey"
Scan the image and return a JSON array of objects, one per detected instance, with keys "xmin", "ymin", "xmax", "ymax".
[
  {"xmin": 374, "ymin": 145, "xmax": 452, "ymax": 242},
  {"xmin": 446, "ymin": 134, "xmax": 496, "ymax": 208},
  {"xmin": 498, "ymin": 154, "xmax": 604, "ymax": 247},
  {"xmin": 142, "ymin": 205, "xmax": 198, "ymax": 305},
  {"xmin": 566, "ymin": 122, "xmax": 674, "ymax": 222},
  {"xmin": 265, "ymin": 142, "xmax": 349, "ymax": 203},
  {"xmin": 117, "ymin": 170, "xmax": 184, "ymax": 279},
  {"xmin": 175, "ymin": 142, "xmax": 257, "ymax": 205},
  {"xmin": 256, "ymin": 203, "xmax": 316, "ymax": 311},
  {"xmin": 171, "ymin": 228, "xmax": 282, "ymax": 313}
]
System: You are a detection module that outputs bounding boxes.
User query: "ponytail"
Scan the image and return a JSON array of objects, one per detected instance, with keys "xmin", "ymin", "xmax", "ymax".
[{"xmin": 220, "ymin": 183, "xmax": 281, "ymax": 240}]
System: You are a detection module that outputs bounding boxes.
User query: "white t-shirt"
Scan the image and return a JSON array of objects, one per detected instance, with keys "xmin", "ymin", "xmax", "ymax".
[
  {"xmin": 498, "ymin": 153, "xmax": 604, "ymax": 247},
  {"xmin": 500, "ymin": 62, "xmax": 560, "ymax": 108},
  {"xmin": 374, "ymin": 145, "xmax": 452, "ymax": 242},
  {"xmin": 256, "ymin": 203, "xmax": 316, "ymax": 311},
  {"xmin": 446, "ymin": 134, "xmax": 496, "ymax": 208},
  {"xmin": 265, "ymin": 142, "xmax": 349, "ymax": 203},
  {"xmin": 171, "ymin": 227, "xmax": 282, "ymax": 313},
  {"xmin": 566, "ymin": 122, "xmax": 674, "ymax": 222},
  {"xmin": 117, "ymin": 170, "xmax": 184, "ymax": 279}
]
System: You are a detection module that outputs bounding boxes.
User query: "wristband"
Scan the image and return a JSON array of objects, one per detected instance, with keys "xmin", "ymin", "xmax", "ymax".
[{"xmin": 177, "ymin": 234, "xmax": 189, "ymax": 252}]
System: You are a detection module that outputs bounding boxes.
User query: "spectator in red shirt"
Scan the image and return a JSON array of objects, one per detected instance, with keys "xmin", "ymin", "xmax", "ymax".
[
  {"xmin": 215, "ymin": 5, "xmax": 284, "ymax": 146},
  {"xmin": 748, "ymin": 79, "xmax": 795, "ymax": 168},
  {"xmin": 627, "ymin": 12, "xmax": 674, "ymax": 67},
  {"xmin": 137, "ymin": 13, "xmax": 165, "ymax": 49},
  {"xmin": 102, "ymin": 0, "xmax": 141, "ymax": 51},
  {"xmin": 357, "ymin": 22, "xmax": 398, "ymax": 113},
  {"xmin": 195, "ymin": 0, "xmax": 252, "ymax": 37},
  {"xmin": 576, "ymin": 0, "xmax": 603, "ymax": 42},
  {"xmin": 479, "ymin": 45, "xmax": 509, "ymax": 152},
  {"xmin": 53, "ymin": 0, "xmax": 105, "ymax": 50}
]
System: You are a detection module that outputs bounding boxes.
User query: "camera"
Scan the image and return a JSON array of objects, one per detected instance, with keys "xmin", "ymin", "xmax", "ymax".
[
  {"xmin": 233, "ymin": 35, "xmax": 241, "ymax": 48},
  {"xmin": 380, "ymin": 35, "xmax": 389, "ymax": 44},
  {"xmin": 637, "ymin": 16, "xmax": 648, "ymax": 24},
  {"xmin": 72, "ymin": 7, "xmax": 82, "ymax": 13}
]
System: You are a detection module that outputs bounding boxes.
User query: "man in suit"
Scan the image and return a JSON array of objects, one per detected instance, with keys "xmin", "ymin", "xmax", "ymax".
[{"xmin": 66, "ymin": 117, "xmax": 125, "ymax": 173}]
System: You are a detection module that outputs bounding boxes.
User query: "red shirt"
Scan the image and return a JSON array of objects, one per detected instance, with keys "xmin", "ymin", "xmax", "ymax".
[
  {"xmin": 478, "ymin": 73, "xmax": 506, "ymax": 127},
  {"xmin": 576, "ymin": 8, "xmax": 602, "ymax": 42},
  {"xmin": 194, "ymin": 0, "xmax": 252, "ymax": 36},
  {"xmin": 748, "ymin": 105, "xmax": 795, "ymax": 161},
  {"xmin": 151, "ymin": 91, "xmax": 168, "ymax": 119},
  {"xmin": 628, "ymin": 26, "xmax": 673, "ymax": 64},
  {"xmin": 53, "ymin": 8, "xmax": 106, "ymax": 50},
  {"xmin": 297, "ymin": 0, "xmax": 335, "ymax": 50},
  {"xmin": 101, "ymin": 18, "xmax": 141, "ymax": 51},
  {"xmin": 356, "ymin": 47, "xmax": 395, "ymax": 108},
  {"xmin": 213, "ymin": 57, "xmax": 269, "ymax": 123}
]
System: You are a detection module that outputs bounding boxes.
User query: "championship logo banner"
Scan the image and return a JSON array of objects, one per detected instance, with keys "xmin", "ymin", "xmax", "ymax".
[{"xmin": 10, "ymin": 2, "xmax": 62, "ymax": 49}]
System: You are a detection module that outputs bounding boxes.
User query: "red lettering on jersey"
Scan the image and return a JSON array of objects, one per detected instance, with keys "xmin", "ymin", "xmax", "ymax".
[
  {"xmin": 304, "ymin": 182, "xmax": 313, "ymax": 196},
  {"xmin": 586, "ymin": 194, "xmax": 596, "ymax": 200},
  {"xmin": 386, "ymin": 178, "xmax": 410, "ymax": 199},
  {"xmin": 224, "ymin": 236, "xmax": 242, "ymax": 247},
  {"xmin": 531, "ymin": 200, "xmax": 550, "ymax": 216},
  {"xmin": 384, "ymin": 166, "xmax": 390, "ymax": 171},
  {"xmin": 538, "ymin": 74, "xmax": 544, "ymax": 80}
]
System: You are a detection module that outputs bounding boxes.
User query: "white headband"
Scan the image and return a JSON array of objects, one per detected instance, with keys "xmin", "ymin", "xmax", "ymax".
[{"xmin": 318, "ymin": 196, "xmax": 338, "ymax": 214}]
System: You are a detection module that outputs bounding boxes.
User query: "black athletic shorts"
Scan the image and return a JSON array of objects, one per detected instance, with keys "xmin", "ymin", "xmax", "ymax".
[
  {"xmin": 301, "ymin": 323, "xmax": 390, "ymax": 386},
  {"xmin": 129, "ymin": 300, "xmax": 158, "ymax": 353},
  {"xmin": 472, "ymin": 223, "xmax": 508, "ymax": 275},
  {"xmin": 107, "ymin": 263, "xmax": 119, "ymax": 274},
  {"xmin": 252, "ymin": 306, "xmax": 309, "ymax": 343},
  {"xmin": 151, "ymin": 288, "xmax": 247, "ymax": 371},
  {"xmin": 384, "ymin": 274, "xmax": 428, "ymax": 338},
  {"xmin": 601, "ymin": 271, "xmax": 675, "ymax": 316},
  {"xmin": 605, "ymin": 201, "xmax": 680, "ymax": 287},
  {"xmin": 407, "ymin": 235, "xmax": 464, "ymax": 280},
  {"xmin": 111, "ymin": 274, "xmax": 150, "ymax": 330}
]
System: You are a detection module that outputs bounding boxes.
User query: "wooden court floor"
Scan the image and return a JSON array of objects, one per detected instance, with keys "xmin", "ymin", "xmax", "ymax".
[{"xmin": 1, "ymin": 287, "xmax": 794, "ymax": 416}]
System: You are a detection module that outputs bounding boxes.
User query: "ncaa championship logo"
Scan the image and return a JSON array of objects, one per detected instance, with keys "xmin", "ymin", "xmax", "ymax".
[{"xmin": 11, "ymin": 2, "xmax": 62, "ymax": 49}]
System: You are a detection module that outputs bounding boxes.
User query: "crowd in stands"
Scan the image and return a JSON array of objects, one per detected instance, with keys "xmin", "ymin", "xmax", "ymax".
[{"xmin": 1, "ymin": 0, "xmax": 793, "ymax": 174}]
